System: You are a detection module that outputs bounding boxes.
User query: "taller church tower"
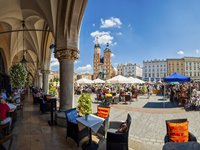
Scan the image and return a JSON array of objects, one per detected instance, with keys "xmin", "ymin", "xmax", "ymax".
[{"xmin": 93, "ymin": 37, "xmax": 100, "ymax": 79}]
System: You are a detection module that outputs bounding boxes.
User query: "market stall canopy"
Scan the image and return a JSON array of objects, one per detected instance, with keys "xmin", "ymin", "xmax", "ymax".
[
  {"xmin": 128, "ymin": 77, "xmax": 145, "ymax": 84},
  {"xmin": 93, "ymin": 78, "xmax": 105, "ymax": 84},
  {"xmin": 106, "ymin": 75, "xmax": 130, "ymax": 84},
  {"xmin": 75, "ymin": 78, "xmax": 94, "ymax": 84},
  {"xmin": 168, "ymin": 82, "xmax": 179, "ymax": 85},
  {"xmin": 164, "ymin": 72, "xmax": 190, "ymax": 83}
]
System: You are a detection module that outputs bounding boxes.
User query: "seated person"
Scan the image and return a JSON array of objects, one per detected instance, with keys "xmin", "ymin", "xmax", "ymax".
[
  {"xmin": 1, "ymin": 89, "xmax": 8, "ymax": 100},
  {"xmin": 0, "ymin": 98, "xmax": 12, "ymax": 130},
  {"xmin": 13, "ymin": 92, "xmax": 20, "ymax": 102}
]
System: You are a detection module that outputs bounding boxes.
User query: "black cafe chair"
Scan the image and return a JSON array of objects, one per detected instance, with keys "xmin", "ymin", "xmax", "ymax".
[{"xmin": 106, "ymin": 113, "xmax": 132, "ymax": 150}]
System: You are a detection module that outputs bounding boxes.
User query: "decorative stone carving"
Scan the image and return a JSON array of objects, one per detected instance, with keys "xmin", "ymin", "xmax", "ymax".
[{"xmin": 54, "ymin": 48, "xmax": 79, "ymax": 61}]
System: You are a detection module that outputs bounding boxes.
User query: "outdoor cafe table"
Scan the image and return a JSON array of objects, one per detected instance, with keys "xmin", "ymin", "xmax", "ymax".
[
  {"xmin": 46, "ymin": 96, "xmax": 57, "ymax": 126},
  {"xmin": 76, "ymin": 114, "xmax": 104, "ymax": 150}
]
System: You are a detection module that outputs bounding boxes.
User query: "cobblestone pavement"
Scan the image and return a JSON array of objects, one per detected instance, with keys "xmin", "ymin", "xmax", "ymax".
[{"xmin": 75, "ymin": 94, "xmax": 200, "ymax": 150}]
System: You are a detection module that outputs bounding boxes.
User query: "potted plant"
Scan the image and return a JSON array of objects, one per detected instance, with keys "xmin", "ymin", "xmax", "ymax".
[
  {"xmin": 9, "ymin": 63, "xmax": 27, "ymax": 88},
  {"xmin": 77, "ymin": 93, "xmax": 92, "ymax": 120}
]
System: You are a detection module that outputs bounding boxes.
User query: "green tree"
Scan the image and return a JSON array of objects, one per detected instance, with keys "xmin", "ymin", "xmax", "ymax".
[{"xmin": 9, "ymin": 64, "xmax": 27, "ymax": 88}]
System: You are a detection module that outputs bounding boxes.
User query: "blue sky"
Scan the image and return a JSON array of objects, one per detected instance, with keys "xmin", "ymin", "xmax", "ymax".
[{"xmin": 51, "ymin": 0, "xmax": 200, "ymax": 73}]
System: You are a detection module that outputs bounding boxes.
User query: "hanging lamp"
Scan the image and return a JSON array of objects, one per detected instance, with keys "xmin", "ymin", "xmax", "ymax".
[{"xmin": 20, "ymin": 20, "xmax": 28, "ymax": 65}]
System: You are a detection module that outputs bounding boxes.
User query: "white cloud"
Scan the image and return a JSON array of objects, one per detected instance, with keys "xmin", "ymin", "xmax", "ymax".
[
  {"xmin": 100, "ymin": 17, "xmax": 122, "ymax": 28},
  {"xmin": 177, "ymin": 50, "xmax": 184, "ymax": 55},
  {"xmin": 111, "ymin": 53, "xmax": 115, "ymax": 57},
  {"xmin": 116, "ymin": 32, "xmax": 122, "ymax": 36},
  {"xmin": 75, "ymin": 60, "xmax": 80, "ymax": 64},
  {"xmin": 195, "ymin": 49, "xmax": 199, "ymax": 54},
  {"xmin": 92, "ymin": 23, "xmax": 95, "ymax": 27},
  {"xmin": 51, "ymin": 61, "xmax": 59, "ymax": 67},
  {"xmin": 90, "ymin": 30, "xmax": 114, "ymax": 45},
  {"xmin": 50, "ymin": 54, "xmax": 59, "ymax": 68},
  {"xmin": 75, "ymin": 64, "xmax": 92, "ymax": 74}
]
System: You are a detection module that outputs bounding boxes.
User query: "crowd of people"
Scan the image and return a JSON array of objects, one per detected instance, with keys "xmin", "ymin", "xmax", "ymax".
[
  {"xmin": 75, "ymin": 82, "xmax": 200, "ymax": 107},
  {"xmin": 0, "ymin": 87, "xmax": 27, "ymax": 131},
  {"xmin": 165, "ymin": 82, "xmax": 199, "ymax": 106}
]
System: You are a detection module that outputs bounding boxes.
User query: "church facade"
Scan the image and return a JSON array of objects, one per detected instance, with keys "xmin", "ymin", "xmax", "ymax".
[{"xmin": 93, "ymin": 40, "xmax": 114, "ymax": 80}]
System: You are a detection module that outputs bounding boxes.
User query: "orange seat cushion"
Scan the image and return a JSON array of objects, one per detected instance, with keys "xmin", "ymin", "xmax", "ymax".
[
  {"xmin": 97, "ymin": 106, "xmax": 110, "ymax": 119},
  {"xmin": 167, "ymin": 121, "xmax": 189, "ymax": 142}
]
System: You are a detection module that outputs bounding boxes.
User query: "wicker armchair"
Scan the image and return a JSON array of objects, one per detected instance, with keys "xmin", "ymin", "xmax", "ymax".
[
  {"xmin": 165, "ymin": 118, "xmax": 197, "ymax": 143},
  {"xmin": 106, "ymin": 113, "xmax": 132, "ymax": 150},
  {"xmin": 65, "ymin": 108, "xmax": 89, "ymax": 146}
]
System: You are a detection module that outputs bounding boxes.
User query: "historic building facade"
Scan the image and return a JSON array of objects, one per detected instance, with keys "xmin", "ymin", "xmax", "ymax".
[
  {"xmin": 183, "ymin": 57, "xmax": 200, "ymax": 81},
  {"xmin": 167, "ymin": 58, "xmax": 185, "ymax": 75},
  {"xmin": 143, "ymin": 59, "xmax": 167, "ymax": 82},
  {"xmin": 117, "ymin": 63, "xmax": 142, "ymax": 78},
  {"xmin": 76, "ymin": 73, "xmax": 92, "ymax": 80},
  {"xmin": 93, "ymin": 41, "xmax": 113, "ymax": 80}
]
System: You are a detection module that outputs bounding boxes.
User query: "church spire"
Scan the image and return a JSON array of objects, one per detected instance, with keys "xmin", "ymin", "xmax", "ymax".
[
  {"xmin": 104, "ymin": 42, "xmax": 111, "ymax": 52},
  {"xmin": 94, "ymin": 36, "xmax": 100, "ymax": 48}
]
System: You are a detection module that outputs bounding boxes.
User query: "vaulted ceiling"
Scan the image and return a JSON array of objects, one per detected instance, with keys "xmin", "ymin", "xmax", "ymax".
[
  {"xmin": 0, "ymin": 0, "xmax": 56, "ymax": 77},
  {"xmin": 0, "ymin": 0, "xmax": 87, "ymax": 79}
]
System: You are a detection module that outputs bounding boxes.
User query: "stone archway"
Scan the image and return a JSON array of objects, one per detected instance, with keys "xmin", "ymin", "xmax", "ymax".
[{"xmin": 0, "ymin": 0, "xmax": 88, "ymax": 110}]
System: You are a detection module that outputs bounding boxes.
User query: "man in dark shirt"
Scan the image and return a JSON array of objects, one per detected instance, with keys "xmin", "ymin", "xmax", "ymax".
[{"xmin": 0, "ymin": 98, "xmax": 12, "ymax": 130}]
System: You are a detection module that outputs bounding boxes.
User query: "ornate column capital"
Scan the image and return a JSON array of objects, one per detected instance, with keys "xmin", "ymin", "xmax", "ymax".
[
  {"xmin": 41, "ymin": 70, "xmax": 51, "ymax": 74},
  {"xmin": 54, "ymin": 47, "xmax": 79, "ymax": 61}
]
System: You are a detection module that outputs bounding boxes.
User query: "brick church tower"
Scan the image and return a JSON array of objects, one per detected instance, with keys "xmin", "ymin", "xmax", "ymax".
[
  {"xmin": 103, "ymin": 43, "xmax": 112, "ymax": 79},
  {"xmin": 93, "ymin": 37, "xmax": 112, "ymax": 80},
  {"xmin": 93, "ymin": 37, "xmax": 100, "ymax": 79}
]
